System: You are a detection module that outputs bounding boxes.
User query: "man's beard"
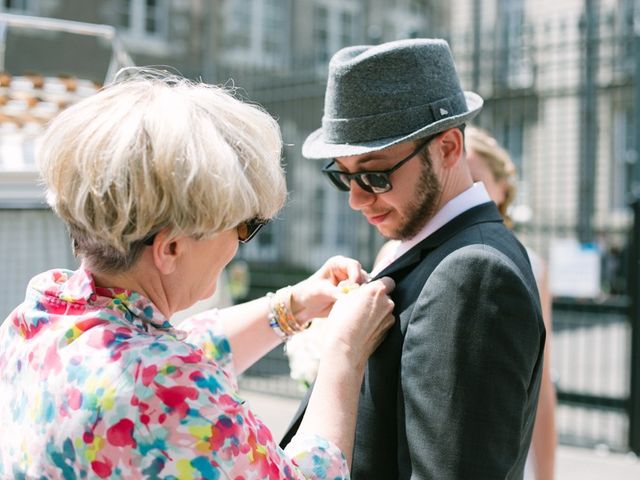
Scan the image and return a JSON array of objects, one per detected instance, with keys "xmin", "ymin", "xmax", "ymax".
[{"xmin": 391, "ymin": 153, "xmax": 442, "ymax": 240}]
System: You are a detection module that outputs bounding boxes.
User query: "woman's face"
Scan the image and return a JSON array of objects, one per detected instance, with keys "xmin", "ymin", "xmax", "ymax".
[{"xmin": 466, "ymin": 149, "xmax": 508, "ymax": 208}]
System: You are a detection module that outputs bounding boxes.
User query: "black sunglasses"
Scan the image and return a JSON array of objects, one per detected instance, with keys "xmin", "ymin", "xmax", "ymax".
[
  {"xmin": 142, "ymin": 217, "xmax": 269, "ymax": 246},
  {"xmin": 322, "ymin": 136, "xmax": 434, "ymax": 194}
]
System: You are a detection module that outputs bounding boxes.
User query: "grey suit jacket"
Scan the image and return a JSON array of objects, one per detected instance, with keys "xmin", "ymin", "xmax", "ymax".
[{"xmin": 282, "ymin": 202, "xmax": 545, "ymax": 480}]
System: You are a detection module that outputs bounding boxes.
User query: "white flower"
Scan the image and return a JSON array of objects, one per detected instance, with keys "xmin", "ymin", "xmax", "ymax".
[
  {"xmin": 285, "ymin": 281, "xmax": 360, "ymax": 390},
  {"xmin": 285, "ymin": 317, "xmax": 327, "ymax": 389}
]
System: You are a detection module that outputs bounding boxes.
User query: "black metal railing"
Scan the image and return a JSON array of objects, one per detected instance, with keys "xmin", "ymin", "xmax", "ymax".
[{"xmin": 552, "ymin": 296, "xmax": 632, "ymax": 451}]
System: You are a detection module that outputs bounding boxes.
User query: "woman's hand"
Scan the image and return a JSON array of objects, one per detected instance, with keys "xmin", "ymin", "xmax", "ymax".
[
  {"xmin": 289, "ymin": 256, "xmax": 370, "ymax": 324},
  {"xmin": 323, "ymin": 276, "xmax": 396, "ymax": 371},
  {"xmin": 296, "ymin": 276, "xmax": 395, "ymax": 465}
]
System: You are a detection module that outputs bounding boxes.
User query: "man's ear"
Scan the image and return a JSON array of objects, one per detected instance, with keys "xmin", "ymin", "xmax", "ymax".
[
  {"xmin": 436, "ymin": 128, "xmax": 464, "ymax": 169},
  {"xmin": 150, "ymin": 229, "xmax": 184, "ymax": 275}
]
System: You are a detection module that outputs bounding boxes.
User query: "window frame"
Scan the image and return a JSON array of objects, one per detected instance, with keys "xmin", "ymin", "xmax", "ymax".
[
  {"xmin": 313, "ymin": 0, "xmax": 362, "ymax": 67},
  {"xmin": 0, "ymin": 0, "xmax": 35, "ymax": 13},
  {"xmin": 116, "ymin": 0, "xmax": 170, "ymax": 41},
  {"xmin": 221, "ymin": 0, "xmax": 290, "ymax": 67}
]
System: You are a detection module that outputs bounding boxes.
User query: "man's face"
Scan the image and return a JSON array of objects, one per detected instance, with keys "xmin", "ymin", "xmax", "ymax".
[{"xmin": 334, "ymin": 140, "xmax": 443, "ymax": 240}]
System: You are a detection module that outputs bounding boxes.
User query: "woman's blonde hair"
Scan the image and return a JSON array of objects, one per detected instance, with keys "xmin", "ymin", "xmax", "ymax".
[
  {"xmin": 38, "ymin": 68, "xmax": 286, "ymax": 273},
  {"xmin": 465, "ymin": 126, "xmax": 517, "ymax": 227}
]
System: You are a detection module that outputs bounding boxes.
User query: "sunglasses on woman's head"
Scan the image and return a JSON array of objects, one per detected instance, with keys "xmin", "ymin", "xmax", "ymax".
[
  {"xmin": 141, "ymin": 217, "xmax": 269, "ymax": 246},
  {"xmin": 322, "ymin": 136, "xmax": 434, "ymax": 194}
]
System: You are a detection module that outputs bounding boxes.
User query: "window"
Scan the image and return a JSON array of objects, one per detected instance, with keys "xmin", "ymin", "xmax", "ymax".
[
  {"xmin": 313, "ymin": 0, "xmax": 362, "ymax": 66},
  {"xmin": 0, "ymin": 0, "xmax": 33, "ymax": 12},
  {"xmin": 144, "ymin": 0, "xmax": 164, "ymax": 34},
  {"xmin": 264, "ymin": 0, "xmax": 288, "ymax": 54},
  {"xmin": 617, "ymin": 0, "xmax": 640, "ymax": 73},
  {"xmin": 116, "ymin": 0, "xmax": 169, "ymax": 39},
  {"xmin": 409, "ymin": 0, "xmax": 427, "ymax": 15},
  {"xmin": 391, "ymin": 0, "xmax": 427, "ymax": 39},
  {"xmin": 339, "ymin": 10, "xmax": 356, "ymax": 48},
  {"xmin": 222, "ymin": 0, "xmax": 289, "ymax": 66},
  {"xmin": 498, "ymin": 0, "xmax": 533, "ymax": 89},
  {"xmin": 227, "ymin": 0, "xmax": 252, "ymax": 49},
  {"xmin": 314, "ymin": 5, "xmax": 329, "ymax": 64}
]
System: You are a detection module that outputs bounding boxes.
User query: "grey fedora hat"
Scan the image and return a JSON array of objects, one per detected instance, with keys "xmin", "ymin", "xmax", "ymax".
[{"xmin": 302, "ymin": 38, "xmax": 483, "ymax": 159}]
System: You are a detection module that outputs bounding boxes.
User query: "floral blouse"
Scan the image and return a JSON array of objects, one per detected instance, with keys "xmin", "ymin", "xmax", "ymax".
[{"xmin": 0, "ymin": 268, "xmax": 349, "ymax": 479}]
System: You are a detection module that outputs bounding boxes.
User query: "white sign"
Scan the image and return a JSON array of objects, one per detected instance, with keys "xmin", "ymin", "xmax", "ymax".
[{"xmin": 549, "ymin": 238, "xmax": 601, "ymax": 298}]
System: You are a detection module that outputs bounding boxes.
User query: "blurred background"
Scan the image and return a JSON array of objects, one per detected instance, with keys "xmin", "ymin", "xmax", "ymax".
[{"xmin": 1, "ymin": 0, "xmax": 640, "ymax": 471}]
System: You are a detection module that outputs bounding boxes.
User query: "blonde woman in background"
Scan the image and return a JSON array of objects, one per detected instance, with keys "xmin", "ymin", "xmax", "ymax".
[
  {"xmin": 465, "ymin": 126, "xmax": 557, "ymax": 480},
  {"xmin": 0, "ymin": 69, "xmax": 396, "ymax": 479}
]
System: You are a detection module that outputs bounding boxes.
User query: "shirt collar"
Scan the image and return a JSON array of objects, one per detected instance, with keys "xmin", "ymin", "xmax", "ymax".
[
  {"xmin": 371, "ymin": 182, "xmax": 491, "ymax": 275},
  {"xmin": 60, "ymin": 268, "xmax": 173, "ymax": 331}
]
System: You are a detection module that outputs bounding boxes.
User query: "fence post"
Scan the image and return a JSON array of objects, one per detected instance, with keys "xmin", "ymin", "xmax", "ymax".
[
  {"xmin": 629, "ymin": 198, "xmax": 640, "ymax": 455},
  {"xmin": 578, "ymin": 0, "xmax": 598, "ymax": 244},
  {"xmin": 471, "ymin": 0, "xmax": 481, "ymax": 91},
  {"xmin": 635, "ymin": 6, "xmax": 640, "ymax": 195},
  {"xmin": 630, "ymin": 4, "xmax": 640, "ymax": 456}
]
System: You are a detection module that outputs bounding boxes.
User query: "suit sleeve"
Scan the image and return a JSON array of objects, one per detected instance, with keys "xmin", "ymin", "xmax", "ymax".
[{"xmin": 401, "ymin": 244, "xmax": 543, "ymax": 479}]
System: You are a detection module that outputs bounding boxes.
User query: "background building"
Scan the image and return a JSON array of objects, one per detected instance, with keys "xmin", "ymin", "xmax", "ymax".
[
  {"xmin": 0, "ymin": 0, "xmax": 448, "ymax": 274},
  {"xmin": 449, "ymin": 0, "xmax": 635, "ymax": 258}
]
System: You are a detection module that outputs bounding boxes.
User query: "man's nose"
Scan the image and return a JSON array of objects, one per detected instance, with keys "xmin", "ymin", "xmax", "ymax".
[{"xmin": 348, "ymin": 181, "xmax": 376, "ymax": 210}]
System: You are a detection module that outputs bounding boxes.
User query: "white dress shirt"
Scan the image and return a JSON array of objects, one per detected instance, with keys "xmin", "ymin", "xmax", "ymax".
[{"xmin": 371, "ymin": 182, "xmax": 492, "ymax": 276}]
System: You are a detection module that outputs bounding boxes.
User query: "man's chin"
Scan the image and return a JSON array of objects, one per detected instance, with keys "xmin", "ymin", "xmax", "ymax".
[
  {"xmin": 380, "ymin": 217, "xmax": 431, "ymax": 241},
  {"xmin": 375, "ymin": 224, "xmax": 402, "ymax": 241},
  {"xmin": 371, "ymin": 213, "xmax": 427, "ymax": 241}
]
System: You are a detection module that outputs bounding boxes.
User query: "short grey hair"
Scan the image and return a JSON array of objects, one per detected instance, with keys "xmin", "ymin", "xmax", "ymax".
[{"xmin": 38, "ymin": 68, "xmax": 286, "ymax": 273}]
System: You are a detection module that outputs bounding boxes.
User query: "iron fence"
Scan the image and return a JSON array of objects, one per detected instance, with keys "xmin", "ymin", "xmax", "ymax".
[{"xmin": 553, "ymin": 296, "xmax": 631, "ymax": 450}]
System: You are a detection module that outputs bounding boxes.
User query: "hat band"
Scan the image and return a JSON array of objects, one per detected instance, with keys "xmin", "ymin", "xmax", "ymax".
[{"xmin": 322, "ymin": 92, "xmax": 468, "ymax": 144}]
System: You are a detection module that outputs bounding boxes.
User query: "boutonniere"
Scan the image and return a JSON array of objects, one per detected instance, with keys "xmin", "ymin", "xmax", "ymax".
[{"xmin": 285, "ymin": 281, "xmax": 360, "ymax": 390}]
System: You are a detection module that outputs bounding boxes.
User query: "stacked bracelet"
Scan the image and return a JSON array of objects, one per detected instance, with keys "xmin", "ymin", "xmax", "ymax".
[{"xmin": 267, "ymin": 287, "xmax": 309, "ymax": 340}]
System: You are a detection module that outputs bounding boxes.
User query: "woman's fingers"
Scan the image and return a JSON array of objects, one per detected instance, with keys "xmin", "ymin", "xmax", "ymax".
[
  {"xmin": 373, "ymin": 276, "xmax": 395, "ymax": 295},
  {"xmin": 370, "ymin": 312, "xmax": 397, "ymax": 349},
  {"xmin": 316, "ymin": 255, "xmax": 368, "ymax": 284},
  {"xmin": 326, "ymin": 277, "xmax": 396, "ymax": 357}
]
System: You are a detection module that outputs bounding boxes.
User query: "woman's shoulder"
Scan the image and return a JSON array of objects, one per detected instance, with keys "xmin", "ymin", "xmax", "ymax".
[{"xmin": 524, "ymin": 246, "xmax": 547, "ymax": 284}]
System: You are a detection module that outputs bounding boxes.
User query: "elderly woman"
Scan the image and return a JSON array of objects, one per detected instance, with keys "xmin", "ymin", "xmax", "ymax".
[{"xmin": 0, "ymin": 70, "xmax": 395, "ymax": 479}]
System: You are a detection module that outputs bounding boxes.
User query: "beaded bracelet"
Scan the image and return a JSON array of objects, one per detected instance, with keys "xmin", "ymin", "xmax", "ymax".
[
  {"xmin": 266, "ymin": 286, "xmax": 308, "ymax": 340},
  {"xmin": 266, "ymin": 295, "xmax": 289, "ymax": 339}
]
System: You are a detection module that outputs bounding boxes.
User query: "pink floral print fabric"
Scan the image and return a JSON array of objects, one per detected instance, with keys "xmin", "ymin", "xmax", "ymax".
[{"xmin": 0, "ymin": 268, "xmax": 349, "ymax": 479}]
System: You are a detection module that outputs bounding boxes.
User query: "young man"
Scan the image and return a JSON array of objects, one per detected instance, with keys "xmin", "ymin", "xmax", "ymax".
[{"xmin": 282, "ymin": 39, "xmax": 545, "ymax": 479}]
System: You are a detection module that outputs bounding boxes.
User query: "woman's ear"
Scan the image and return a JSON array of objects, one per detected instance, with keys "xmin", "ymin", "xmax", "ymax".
[
  {"xmin": 150, "ymin": 229, "xmax": 184, "ymax": 275},
  {"xmin": 436, "ymin": 128, "xmax": 464, "ymax": 169}
]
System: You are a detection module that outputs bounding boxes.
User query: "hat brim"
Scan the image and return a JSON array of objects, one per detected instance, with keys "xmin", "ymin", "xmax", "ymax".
[{"xmin": 302, "ymin": 91, "xmax": 483, "ymax": 159}]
